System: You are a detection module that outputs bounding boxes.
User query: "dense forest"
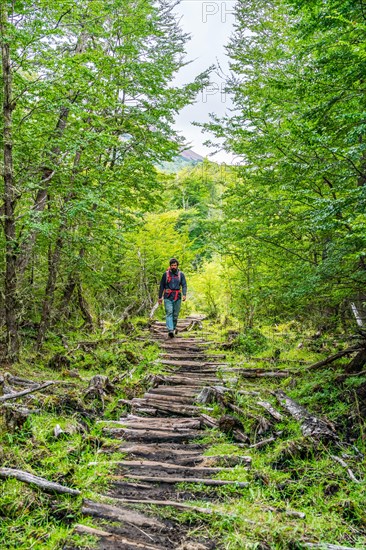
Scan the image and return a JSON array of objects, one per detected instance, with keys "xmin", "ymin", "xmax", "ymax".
[{"xmin": 1, "ymin": 1, "xmax": 366, "ymax": 549}]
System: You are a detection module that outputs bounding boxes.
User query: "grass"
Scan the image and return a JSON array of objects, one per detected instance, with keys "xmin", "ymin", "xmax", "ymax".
[{"xmin": 1, "ymin": 318, "xmax": 366, "ymax": 548}]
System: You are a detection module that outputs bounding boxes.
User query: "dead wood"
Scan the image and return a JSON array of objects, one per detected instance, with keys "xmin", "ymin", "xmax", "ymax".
[
  {"xmin": 116, "ymin": 475, "xmax": 249, "ymax": 488},
  {"xmin": 256, "ymin": 400, "xmax": 283, "ymax": 421},
  {"xmin": 305, "ymin": 544, "xmax": 358, "ymax": 550},
  {"xmin": 3, "ymin": 373, "xmax": 39, "ymax": 387},
  {"xmin": 110, "ymin": 497, "xmax": 211, "ymax": 514},
  {"xmin": 2, "ymin": 404, "xmax": 40, "ymax": 432},
  {"xmin": 223, "ymin": 368, "xmax": 292, "ymax": 378},
  {"xmin": 200, "ymin": 413, "xmax": 218, "ymax": 429},
  {"xmin": 75, "ymin": 525, "xmax": 164, "ymax": 550},
  {"xmin": 84, "ymin": 375, "xmax": 114, "ymax": 409},
  {"xmin": 200, "ymin": 455, "xmax": 251, "ymax": 467},
  {"xmin": 263, "ymin": 505, "xmax": 305, "ymax": 519},
  {"xmin": 345, "ymin": 348, "xmax": 366, "ymax": 373},
  {"xmin": 96, "ymin": 459, "xmax": 233, "ymax": 475},
  {"xmin": 250, "ymin": 437, "xmax": 276, "ymax": 449},
  {"xmin": 82, "ymin": 498, "xmax": 164, "ymax": 528},
  {"xmin": 330, "ymin": 455, "xmax": 362, "ymax": 483},
  {"xmin": 0, "ymin": 468, "xmax": 80, "ymax": 495},
  {"xmin": 306, "ymin": 344, "xmax": 364, "ymax": 371},
  {"xmin": 102, "ymin": 427, "xmax": 202, "ymax": 442},
  {"xmin": 0, "ymin": 381, "xmax": 56, "ymax": 402},
  {"xmin": 144, "ymin": 392, "xmax": 195, "ymax": 405},
  {"xmin": 275, "ymin": 390, "xmax": 336, "ymax": 440},
  {"xmin": 99, "ymin": 419, "xmax": 201, "ymax": 431}
]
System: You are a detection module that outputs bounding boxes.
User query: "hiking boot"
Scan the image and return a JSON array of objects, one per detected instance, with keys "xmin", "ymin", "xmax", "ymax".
[
  {"xmin": 174, "ymin": 329, "xmax": 178, "ymax": 335},
  {"xmin": 168, "ymin": 331, "xmax": 174, "ymax": 338}
]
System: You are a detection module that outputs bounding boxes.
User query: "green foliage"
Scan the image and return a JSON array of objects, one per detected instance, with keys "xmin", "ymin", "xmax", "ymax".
[{"xmin": 231, "ymin": 328, "xmax": 268, "ymax": 356}]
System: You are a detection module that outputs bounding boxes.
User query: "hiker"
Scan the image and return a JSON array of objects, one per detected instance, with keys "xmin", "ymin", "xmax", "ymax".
[{"xmin": 158, "ymin": 258, "xmax": 187, "ymax": 338}]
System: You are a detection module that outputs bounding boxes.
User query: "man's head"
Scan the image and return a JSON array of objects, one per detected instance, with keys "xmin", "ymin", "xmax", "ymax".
[{"xmin": 169, "ymin": 258, "xmax": 179, "ymax": 272}]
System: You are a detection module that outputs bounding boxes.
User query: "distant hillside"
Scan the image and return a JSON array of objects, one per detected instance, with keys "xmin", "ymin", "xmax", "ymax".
[{"xmin": 159, "ymin": 148, "xmax": 204, "ymax": 173}]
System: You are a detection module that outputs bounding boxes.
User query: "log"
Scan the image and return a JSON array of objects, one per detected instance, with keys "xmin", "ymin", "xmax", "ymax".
[
  {"xmin": 102, "ymin": 427, "xmax": 202, "ymax": 442},
  {"xmin": 250, "ymin": 437, "xmax": 276, "ymax": 449},
  {"xmin": 93, "ymin": 459, "xmax": 233, "ymax": 475},
  {"xmin": 0, "ymin": 381, "xmax": 56, "ymax": 402},
  {"xmin": 275, "ymin": 390, "xmax": 336, "ymax": 440},
  {"xmin": 223, "ymin": 368, "xmax": 291, "ymax": 378},
  {"xmin": 305, "ymin": 544, "xmax": 359, "ymax": 550},
  {"xmin": 306, "ymin": 344, "xmax": 363, "ymax": 371},
  {"xmin": 99, "ymin": 419, "xmax": 201, "ymax": 431},
  {"xmin": 143, "ymin": 393, "xmax": 195, "ymax": 405},
  {"xmin": 132, "ymin": 398, "xmax": 206, "ymax": 415},
  {"xmin": 116, "ymin": 417, "xmax": 202, "ymax": 430},
  {"xmin": 116, "ymin": 475, "xmax": 249, "ymax": 487},
  {"xmin": 147, "ymin": 387, "xmax": 198, "ymax": 397},
  {"xmin": 256, "ymin": 400, "xmax": 283, "ymax": 421},
  {"xmin": 0, "ymin": 468, "xmax": 80, "ymax": 495},
  {"xmin": 81, "ymin": 499, "xmax": 164, "ymax": 528},
  {"xmin": 112, "ymin": 444, "xmax": 203, "ymax": 464},
  {"xmin": 75, "ymin": 524, "xmax": 164, "ymax": 550},
  {"xmin": 110, "ymin": 497, "xmax": 211, "ymax": 514}
]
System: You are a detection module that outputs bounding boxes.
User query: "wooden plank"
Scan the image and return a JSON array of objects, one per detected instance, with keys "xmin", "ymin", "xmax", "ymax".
[
  {"xmin": 104, "ymin": 460, "xmax": 234, "ymax": 474},
  {"xmin": 117, "ymin": 475, "xmax": 249, "ymax": 488},
  {"xmin": 102, "ymin": 427, "xmax": 202, "ymax": 442},
  {"xmin": 81, "ymin": 499, "xmax": 164, "ymax": 528}
]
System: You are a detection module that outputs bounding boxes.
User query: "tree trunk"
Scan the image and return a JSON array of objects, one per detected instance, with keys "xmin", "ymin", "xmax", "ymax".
[
  {"xmin": 77, "ymin": 282, "xmax": 93, "ymax": 330},
  {"xmin": 1, "ymin": 6, "xmax": 20, "ymax": 360},
  {"xmin": 36, "ymin": 152, "xmax": 81, "ymax": 348},
  {"xmin": 345, "ymin": 348, "xmax": 366, "ymax": 374}
]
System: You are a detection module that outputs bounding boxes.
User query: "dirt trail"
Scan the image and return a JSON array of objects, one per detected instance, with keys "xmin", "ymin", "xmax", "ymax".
[{"xmin": 80, "ymin": 316, "xmax": 239, "ymax": 549}]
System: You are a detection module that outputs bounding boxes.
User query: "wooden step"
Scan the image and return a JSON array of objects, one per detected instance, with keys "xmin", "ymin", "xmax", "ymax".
[
  {"xmin": 102, "ymin": 427, "xmax": 203, "ymax": 442},
  {"xmin": 116, "ymin": 475, "xmax": 249, "ymax": 488}
]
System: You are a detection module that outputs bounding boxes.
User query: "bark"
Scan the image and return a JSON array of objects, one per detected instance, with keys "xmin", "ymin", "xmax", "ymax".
[
  {"xmin": 275, "ymin": 390, "xmax": 336, "ymax": 440},
  {"xmin": 0, "ymin": 468, "xmax": 80, "ymax": 495},
  {"xmin": 114, "ymin": 474, "xmax": 249, "ymax": 488},
  {"xmin": 1, "ymin": 6, "xmax": 19, "ymax": 359},
  {"xmin": 0, "ymin": 381, "xmax": 56, "ymax": 402},
  {"xmin": 77, "ymin": 282, "xmax": 94, "ymax": 329},
  {"xmin": 82, "ymin": 499, "xmax": 164, "ymax": 528},
  {"xmin": 306, "ymin": 344, "xmax": 363, "ymax": 370},
  {"xmin": 102, "ymin": 427, "xmax": 202, "ymax": 443},
  {"xmin": 345, "ymin": 348, "xmax": 366, "ymax": 373}
]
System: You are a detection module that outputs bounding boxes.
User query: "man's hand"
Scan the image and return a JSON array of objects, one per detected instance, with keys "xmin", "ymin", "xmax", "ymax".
[
  {"xmin": 182, "ymin": 295, "xmax": 187, "ymax": 302},
  {"xmin": 158, "ymin": 298, "xmax": 163, "ymax": 305}
]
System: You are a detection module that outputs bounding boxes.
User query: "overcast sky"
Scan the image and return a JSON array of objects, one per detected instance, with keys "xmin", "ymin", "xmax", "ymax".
[{"xmin": 173, "ymin": 1, "xmax": 236, "ymax": 163}]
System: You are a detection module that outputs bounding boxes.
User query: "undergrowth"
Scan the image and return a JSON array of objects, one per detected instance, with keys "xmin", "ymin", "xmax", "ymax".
[{"xmin": 1, "ymin": 318, "xmax": 366, "ymax": 549}]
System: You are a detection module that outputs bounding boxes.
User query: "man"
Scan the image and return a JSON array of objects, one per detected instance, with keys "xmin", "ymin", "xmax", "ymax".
[{"xmin": 158, "ymin": 258, "xmax": 187, "ymax": 338}]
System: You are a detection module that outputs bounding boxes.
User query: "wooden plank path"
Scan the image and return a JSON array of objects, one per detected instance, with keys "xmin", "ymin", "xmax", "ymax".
[{"xmin": 79, "ymin": 316, "xmax": 250, "ymax": 549}]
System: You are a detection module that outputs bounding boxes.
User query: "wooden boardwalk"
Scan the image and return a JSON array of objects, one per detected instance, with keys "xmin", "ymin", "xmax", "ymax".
[{"xmin": 79, "ymin": 316, "xmax": 247, "ymax": 549}]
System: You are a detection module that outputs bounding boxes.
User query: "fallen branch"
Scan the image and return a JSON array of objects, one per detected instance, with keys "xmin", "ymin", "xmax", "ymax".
[
  {"xmin": 0, "ymin": 468, "xmax": 80, "ymax": 495},
  {"xmin": 305, "ymin": 544, "xmax": 359, "ymax": 550},
  {"xmin": 250, "ymin": 437, "xmax": 276, "ymax": 449},
  {"xmin": 109, "ymin": 497, "xmax": 211, "ymax": 513},
  {"xmin": 275, "ymin": 390, "xmax": 336, "ymax": 440},
  {"xmin": 257, "ymin": 400, "xmax": 283, "ymax": 421},
  {"xmin": 306, "ymin": 345, "xmax": 363, "ymax": 371},
  {"xmin": 0, "ymin": 381, "xmax": 56, "ymax": 402},
  {"xmin": 330, "ymin": 455, "xmax": 362, "ymax": 484}
]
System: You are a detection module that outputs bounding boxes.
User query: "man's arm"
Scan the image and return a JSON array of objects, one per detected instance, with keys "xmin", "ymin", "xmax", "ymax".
[{"xmin": 181, "ymin": 272, "xmax": 187, "ymax": 301}]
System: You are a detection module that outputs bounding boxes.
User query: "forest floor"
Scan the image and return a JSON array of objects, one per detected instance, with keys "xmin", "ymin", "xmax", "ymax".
[{"xmin": 0, "ymin": 317, "xmax": 366, "ymax": 549}]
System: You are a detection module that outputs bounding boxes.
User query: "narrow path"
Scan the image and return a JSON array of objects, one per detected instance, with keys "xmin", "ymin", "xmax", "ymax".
[{"xmin": 80, "ymin": 316, "xmax": 242, "ymax": 549}]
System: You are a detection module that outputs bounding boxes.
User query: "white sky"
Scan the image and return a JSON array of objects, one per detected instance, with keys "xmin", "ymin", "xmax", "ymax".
[{"xmin": 173, "ymin": 0, "xmax": 236, "ymax": 163}]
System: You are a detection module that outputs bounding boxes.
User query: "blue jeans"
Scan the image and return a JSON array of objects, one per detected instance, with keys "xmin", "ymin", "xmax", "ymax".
[{"xmin": 164, "ymin": 298, "xmax": 181, "ymax": 331}]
